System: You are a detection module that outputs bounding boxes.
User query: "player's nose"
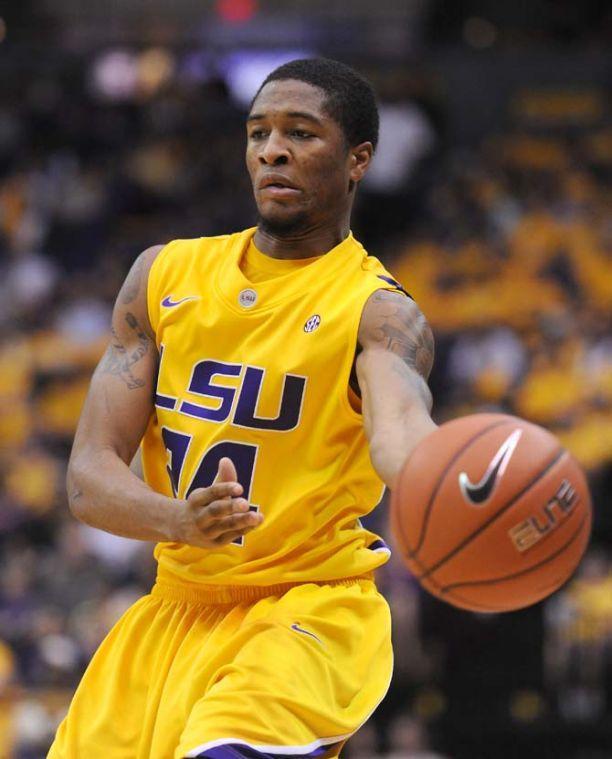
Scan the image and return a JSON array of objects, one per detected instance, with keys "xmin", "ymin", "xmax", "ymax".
[{"xmin": 258, "ymin": 131, "xmax": 290, "ymax": 165}]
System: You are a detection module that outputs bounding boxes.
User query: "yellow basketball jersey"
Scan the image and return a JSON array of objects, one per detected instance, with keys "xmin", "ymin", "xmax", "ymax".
[{"xmin": 142, "ymin": 227, "xmax": 406, "ymax": 586}]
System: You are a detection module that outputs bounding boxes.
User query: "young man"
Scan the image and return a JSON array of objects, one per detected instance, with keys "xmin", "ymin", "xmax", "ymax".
[{"xmin": 49, "ymin": 58, "xmax": 436, "ymax": 758}]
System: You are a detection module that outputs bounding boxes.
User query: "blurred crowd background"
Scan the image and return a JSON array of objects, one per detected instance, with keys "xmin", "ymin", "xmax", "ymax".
[{"xmin": 0, "ymin": 1, "xmax": 611, "ymax": 757}]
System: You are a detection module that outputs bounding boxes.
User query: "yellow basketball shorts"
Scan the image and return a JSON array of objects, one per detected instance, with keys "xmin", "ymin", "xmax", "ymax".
[{"xmin": 48, "ymin": 577, "xmax": 393, "ymax": 758}]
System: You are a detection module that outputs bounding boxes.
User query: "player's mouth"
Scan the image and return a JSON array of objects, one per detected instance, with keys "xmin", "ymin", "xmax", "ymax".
[{"xmin": 259, "ymin": 174, "xmax": 302, "ymax": 198}]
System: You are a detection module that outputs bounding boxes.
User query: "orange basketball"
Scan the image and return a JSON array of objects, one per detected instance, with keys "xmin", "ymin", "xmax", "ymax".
[{"xmin": 391, "ymin": 413, "xmax": 592, "ymax": 612}]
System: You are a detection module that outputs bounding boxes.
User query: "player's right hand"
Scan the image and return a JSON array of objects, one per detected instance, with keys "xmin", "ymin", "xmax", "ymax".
[{"xmin": 172, "ymin": 457, "xmax": 264, "ymax": 548}]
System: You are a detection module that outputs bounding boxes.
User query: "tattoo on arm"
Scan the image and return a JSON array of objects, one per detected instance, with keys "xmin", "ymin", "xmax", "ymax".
[
  {"xmin": 99, "ymin": 312, "xmax": 151, "ymax": 390},
  {"xmin": 370, "ymin": 290, "xmax": 434, "ymax": 379}
]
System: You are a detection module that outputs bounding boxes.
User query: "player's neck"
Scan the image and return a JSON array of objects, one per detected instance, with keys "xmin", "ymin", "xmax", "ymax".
[{"xmin": 254, "ymin": 218, "xmax": 351, "ymax": 260}]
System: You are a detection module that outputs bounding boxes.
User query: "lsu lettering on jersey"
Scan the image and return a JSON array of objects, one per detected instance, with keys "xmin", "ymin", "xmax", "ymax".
[{"xmin": 142, "ymin": 227, "xmax": 406, "ymax": 587}]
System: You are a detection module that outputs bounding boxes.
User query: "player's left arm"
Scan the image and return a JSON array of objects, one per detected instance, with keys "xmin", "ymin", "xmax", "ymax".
[{"xmin": 355, "ymin": 289, "xmax": 438, "ymax": 490}]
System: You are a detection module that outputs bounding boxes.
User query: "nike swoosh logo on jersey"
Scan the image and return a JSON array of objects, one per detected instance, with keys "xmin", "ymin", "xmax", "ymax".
[
  {"xmin": 161, "ymin": 295, "xmax": 200, "ymax": 308},
  {"xmin": 458, "ymin": 428, "xmax": 522, "ymax": 506},
  {"xmin": 290, "ymin": 623, "xmax": 323, "ymax": 645}
]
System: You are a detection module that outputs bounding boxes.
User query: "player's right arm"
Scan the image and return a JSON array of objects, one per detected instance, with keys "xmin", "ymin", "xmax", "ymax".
[{"xmin": 67, "ymin": 245, "xmax": 263, "ymax": 547}]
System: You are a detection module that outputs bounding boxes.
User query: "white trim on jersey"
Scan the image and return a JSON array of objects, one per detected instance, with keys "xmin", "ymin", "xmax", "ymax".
[{"xmin": 183, "ymin": 732, "xmax": 347, "ymax": 757}]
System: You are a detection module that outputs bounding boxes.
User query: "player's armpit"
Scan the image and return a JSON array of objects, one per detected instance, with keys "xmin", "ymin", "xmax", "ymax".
[
  {"xmin": 355, "ymin": 289, "xmax": 437, "ymax": 489},
  {"xmin": 130, "ymin": 447, "xmax": 144, "ymax": 479}
]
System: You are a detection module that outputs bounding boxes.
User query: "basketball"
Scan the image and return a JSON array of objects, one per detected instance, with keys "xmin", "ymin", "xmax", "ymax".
[{"xmin": 391, "ymin": 414, "xmax": 592, "ymax": 613}]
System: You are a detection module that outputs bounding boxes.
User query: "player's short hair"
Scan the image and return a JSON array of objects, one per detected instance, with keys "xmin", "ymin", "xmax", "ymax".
[{"xmin": 253, "ymin": 58, "xmax": 379, "ymax": 151}]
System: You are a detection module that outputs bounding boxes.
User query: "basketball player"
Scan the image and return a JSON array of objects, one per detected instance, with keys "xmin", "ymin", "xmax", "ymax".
[{"xmin": 49, "ymin": 58, "xmax": 436, "ymax": 758}]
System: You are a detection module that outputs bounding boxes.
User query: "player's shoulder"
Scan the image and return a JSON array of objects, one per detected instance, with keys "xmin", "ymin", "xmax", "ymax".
[
  {"xmin": 353, "ymin": 242, "xmax": 431, "ymax": 354},
  {"xmin": 139, "ymin": 243, "xmax": 167, "ymax": 270},
  {"xmin": 118, "ymin": 243, "xmax": 165, "ymax": 302},
  {"xmin": 354, "ymin": 237, "xmax": 412, "ymax": 301}
]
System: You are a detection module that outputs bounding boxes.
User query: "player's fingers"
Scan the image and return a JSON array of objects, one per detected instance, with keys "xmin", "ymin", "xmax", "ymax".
[
  {"xmin": 215, "ymin": 456, "xmax": 238, "ymax": 484},
  {"xmin": 200, "ymin": 497, "xmax": 250, "ymax": 522},
  {"xmin": 188, "ymin": 482, "xmax": 242, "ymax": 506},
  {"xmin": 201, "ymin": 510, "xmax": 262, "ymax": 538},
  {"xmin": 212, "ymin": 523, "xmax": 261, "ymax": 546}
]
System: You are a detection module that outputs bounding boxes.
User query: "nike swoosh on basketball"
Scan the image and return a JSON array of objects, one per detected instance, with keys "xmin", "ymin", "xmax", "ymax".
[
  {"xmin": 161, "ymin": 295, "xmax": 200, "ymax": 308},
  {"xmin": 458, "ymin": 429, "xmax": 522, "ymax": 506}
]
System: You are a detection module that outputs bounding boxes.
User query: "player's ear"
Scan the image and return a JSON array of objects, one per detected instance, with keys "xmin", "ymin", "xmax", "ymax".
[{"xmin": 349, "ymin": 142, "xmax": 373, "ymax": 183}]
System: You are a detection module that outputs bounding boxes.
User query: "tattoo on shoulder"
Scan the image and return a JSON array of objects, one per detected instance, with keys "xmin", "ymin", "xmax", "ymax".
[
  {"xmin": 120, "ymin": 254, "xmax": 146, "ymax": 305},
  {"xmin": 368, "ymin": 290, "xmax": 434, "ymax": 379},
  {"xmin": 99, "ymin": 312, "xmax": 151, "ymax": 390}
]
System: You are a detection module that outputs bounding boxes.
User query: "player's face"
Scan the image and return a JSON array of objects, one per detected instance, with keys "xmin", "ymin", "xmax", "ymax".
[{"xmin": 246, "ymin": 79, "xmax": 368, "ymax": 235}]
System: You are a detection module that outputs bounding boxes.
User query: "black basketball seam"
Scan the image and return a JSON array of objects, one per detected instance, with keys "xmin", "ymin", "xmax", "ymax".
[
  {"xmin": 405, "ymin": 551, "xmax": 430, "ymax": 581},
  {"xmin": 444, "ymin": 545, "xmax": 589, "ymax": 612},
  {"xmin": 441, "ymin": 509, "xmax": 589, "ymax": 593},
  {"xmin": 404, "ymin": 419, "xmax": 509, "ymax": 559},
  {"xmin": 419, "ymin": 516, "xmax": 589, "ymax": 613},
  {"xmin": 420, "ymin": 447, "xmax": 567, "ymax": 580},
  {"xmin": 405, "ymin": 554, "xmax": 445, "ymax": 591}
]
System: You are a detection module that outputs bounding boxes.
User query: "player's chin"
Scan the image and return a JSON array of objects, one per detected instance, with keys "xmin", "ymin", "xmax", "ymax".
[
  {"xmin": 257, "ymin": 193, "xmax": 303, "ymax": 212},
  {"xmin": 257, "ymin": 204, "xmax": 310, "ymax": 235}
]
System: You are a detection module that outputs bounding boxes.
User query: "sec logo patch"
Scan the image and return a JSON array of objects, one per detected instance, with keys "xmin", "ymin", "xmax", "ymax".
[{"xmin": 304, "ymin": 315, "xmax": 321, "ymax": 333}]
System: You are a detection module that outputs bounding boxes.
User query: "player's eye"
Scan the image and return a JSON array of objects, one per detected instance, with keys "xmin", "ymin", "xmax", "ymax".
[
  {"xmin": 290, "ymin": 130, "xmax": 313, "ymax": 139},
  {"xmin": 249, "ymin": 129, "xmax": 267, "ymax": 140}
]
